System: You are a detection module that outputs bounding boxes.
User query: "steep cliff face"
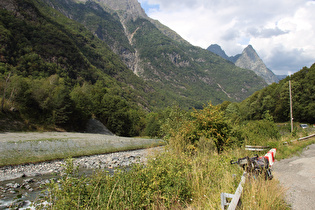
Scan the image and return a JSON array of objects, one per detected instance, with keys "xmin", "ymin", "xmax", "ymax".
[
  {"xmin": 235, "ymin": 45, "xmax": 279, "ymax": 84},
  {"xmin": 91, "ymin": 0, "xmax": 189, "ymax": 73}
]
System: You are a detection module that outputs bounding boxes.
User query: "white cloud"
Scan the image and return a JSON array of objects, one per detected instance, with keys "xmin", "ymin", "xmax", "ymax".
[{"xmin": 138, "ymin": 0, "xmax": 315, "ymax": 75}]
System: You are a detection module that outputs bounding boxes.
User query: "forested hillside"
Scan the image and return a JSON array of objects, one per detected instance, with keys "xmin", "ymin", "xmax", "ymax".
[
  {"xmin": 236, "ymin": 64, "xmax": 315, "ymax": 123},
  {"xmin": 0, "ymin": 0, "xmax": 267, "ymax": 135},
  {"xmin": 0, "ymin": 0, "xmax": 157, "ymax": 135},
  {"xmin": 37, "ymin": 0, "xmax": 267, "ymax": 107}
]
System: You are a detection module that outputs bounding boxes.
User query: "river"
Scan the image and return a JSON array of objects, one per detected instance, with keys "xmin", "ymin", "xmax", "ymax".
[{"xmin": 0, "ymin": 146, "xmax": 164, "ymax": 209}]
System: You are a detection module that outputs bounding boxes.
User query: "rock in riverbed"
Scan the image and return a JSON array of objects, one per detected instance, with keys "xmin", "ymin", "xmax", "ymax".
[{"xmin": 0, "ymin": 147, "xmax": 163, "ymax": 182}]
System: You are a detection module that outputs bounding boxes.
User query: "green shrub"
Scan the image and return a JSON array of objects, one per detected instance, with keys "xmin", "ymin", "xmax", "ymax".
[
  {"xmin": 240, "ymin": 119, "xmax": 280, "ymax": 145},
  {"xmin": 165, "ymin": 103, "xmax": 244, "ymax": 154},
  {"xmin": 41, "ymin": 153, "xmax": 193, "ymax": 209},
  {"xmin": 38, "ymin": 142, "xmax": 293, "ymax": 209}
]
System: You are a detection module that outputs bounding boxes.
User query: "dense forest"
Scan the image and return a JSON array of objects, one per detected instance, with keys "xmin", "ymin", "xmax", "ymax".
[
  {"xmin": 0, "ymin": 0, "xmax": 154, "ymax": 135},
  {"xmin": 143, "ymin": 64, "xmax": 315, "ymax": 140},
  {"xmin": 237, "ymin": 64, "xmax": 315, "ymax": 124}
]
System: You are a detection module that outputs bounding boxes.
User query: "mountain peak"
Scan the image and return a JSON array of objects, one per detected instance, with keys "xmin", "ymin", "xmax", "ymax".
[
  {"xmin": 240, "ymin": 45, "xmax": 261, "ymax": 63},
  {"xmin": 207, "ymin": 44, "xmax": 240, "ymax": 63},
  {"xmin": 82, "ymin": 0, "xmax": 147, "ymax": 21},
  {"xmin": 235, "ymin": 45, "xmax": 278, "ymax": 84},
  {"xmin": 207, "ymin": 44, "xmax": 279, "ymax": 84},
  {"xmin": 207, "ymin": 44, "xmax": 229, "ymax": 60},
  {"xmin": 245, "ymin": 44, "xmax": 254, "ymax": 50}
]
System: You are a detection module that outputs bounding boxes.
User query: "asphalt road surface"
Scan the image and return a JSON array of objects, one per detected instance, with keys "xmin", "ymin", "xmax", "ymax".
[{"xmin": 273, "ymin": 144, "xmax": 315, "ymax": 210}]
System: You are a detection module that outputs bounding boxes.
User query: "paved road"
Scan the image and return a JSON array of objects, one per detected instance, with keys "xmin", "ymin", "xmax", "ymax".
[{"xmin": 273, "ymin": 144, "xmax": 315, "ymax": 210}]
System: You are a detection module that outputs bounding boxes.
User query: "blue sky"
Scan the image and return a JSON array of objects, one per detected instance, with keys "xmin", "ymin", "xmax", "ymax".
[
  {"xmin": 140, "ymin": 1, "xmax": 159, "ymax": 12},
  {"xmin": 138, "ymin": 0, "xmax": 315, "ymax": 75}
]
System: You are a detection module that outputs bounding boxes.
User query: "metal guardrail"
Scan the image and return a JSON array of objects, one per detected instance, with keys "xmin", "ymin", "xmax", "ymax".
[
  {"xmin": 221, "ymin": 172, "xmax": 247, "ymax": 210},
  {"xmin": 283, "ymin": 133, "xmax": 315, "ymax": 144},
  {"xmin": 245, "ymin": 145, "xmax": 270, "ymax": 151},
  {"xmin": 221, "ymin": 135, "xmax": 315, "ymax": 209}
]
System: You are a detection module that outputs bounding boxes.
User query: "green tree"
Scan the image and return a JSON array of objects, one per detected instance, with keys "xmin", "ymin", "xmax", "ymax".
[
  {"xmin": 165, "ymin": 103, "xmax": 242, "ymax": 154},
  {"xmin": 224, "ymin": 102, "xmax": 241, "ymax": 123},
  {"xmin": 70, "ymin": 82, "xmax": 93, "ymax": 120},
  {"xmin": 144, "ymin": 112, "xmax": 161, "ymax": 137}
]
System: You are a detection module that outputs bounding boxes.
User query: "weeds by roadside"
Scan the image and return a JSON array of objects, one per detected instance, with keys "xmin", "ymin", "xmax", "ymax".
[
  {"xmin": 34, "ymin": 103, "xmax": 314, "ymax": 209},
  {"xmin": 240, "ymin": 176, "xmax": 290, "ymax": 209},
  {"xmin": 39, "ymin": 150, "xmax": 245, "ymax": 209},
  {"xmin": 38, "ymin": 142, "xmax": 299, "ymax": 209}
]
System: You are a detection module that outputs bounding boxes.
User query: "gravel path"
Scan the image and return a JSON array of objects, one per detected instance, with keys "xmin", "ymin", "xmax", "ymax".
[{"xmin": 273, "ymin": 144, "xmax": 315, "ymax": 210}]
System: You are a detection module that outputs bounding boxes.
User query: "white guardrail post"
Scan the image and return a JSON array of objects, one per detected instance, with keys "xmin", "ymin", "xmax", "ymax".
[
  {"xmin": 221, "ymin": 172, "xmax": 247, "ymax": 210},
  {"xmin": 245, "ymin": 145, "xmax": 269, "ymax": 151}
]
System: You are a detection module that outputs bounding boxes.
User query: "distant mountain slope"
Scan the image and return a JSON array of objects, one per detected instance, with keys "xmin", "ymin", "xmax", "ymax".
[
  {"xmin": 207, "ymin": 44, "xmax": 279, "ymax": 84},
  {"xmin": 207, "ymin": 44, "xmax": 240, "ymax": 63},
  {"xmin": 1, "ymin": 0, "xmax": 268, "ymax": 113},
  {"xmin": 41, "ymin": 0, "xmax": 267, "ymax": 107}
]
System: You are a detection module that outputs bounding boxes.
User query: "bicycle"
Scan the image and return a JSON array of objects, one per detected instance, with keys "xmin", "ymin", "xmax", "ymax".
[{"xmin": 230, "ymin": 155, "xmax": 273, "ymax": 180}]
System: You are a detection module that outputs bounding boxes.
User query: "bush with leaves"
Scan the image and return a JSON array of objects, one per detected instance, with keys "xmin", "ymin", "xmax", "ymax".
[
  {"xmin": 239, "ymin": 111, "xmax": 280, "ymax": 145},
  {"xmin": 41, "ymin": 153, "xmax": 193, "ymax": 209},
  {"xmin": 165, "ymin": 103, "xmax": 243, "ymax": 154}
]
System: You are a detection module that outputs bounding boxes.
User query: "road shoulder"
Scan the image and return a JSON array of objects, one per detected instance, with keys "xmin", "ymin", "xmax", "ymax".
[{"xmin": 273, "ymin": 144, "xmax": 315, "ymax": 210}]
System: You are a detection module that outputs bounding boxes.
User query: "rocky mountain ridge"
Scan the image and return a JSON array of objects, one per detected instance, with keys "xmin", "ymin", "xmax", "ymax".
[
  {"xmin": 207, "ymin": 44, "xmax": 240, "ymax": 63},
  {"xmin": 235, "ymin": 45, "xmax": 279, "ymax": 84},
  {"xmin": 68, "ymin": 0, "xmax": 267, "ymax": 104},
  {"xmin": 1, "ymin": 0, "xmax": 267, "ymax": 111},
  {"xmin": 207, "ymin": 44, "xmax": 279, "ymax": 84}
]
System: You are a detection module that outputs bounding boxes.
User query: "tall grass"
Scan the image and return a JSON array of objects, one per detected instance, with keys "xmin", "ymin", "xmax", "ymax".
[
  {"xmin": 240, "ymin": 177, "xmax": 290, "ymax": 209},
  {"xmin": 38, "ymin": 143, "xmax": 294, "ymax": 209},
  {"xmin": 35, "ymin": 103, "xmax": 314, "ymax": 209}
]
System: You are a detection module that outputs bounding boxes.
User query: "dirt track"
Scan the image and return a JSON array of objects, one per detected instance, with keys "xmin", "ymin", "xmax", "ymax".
[{"xmin": 273, "ymin": 144, "xmax": 315, "ymax": 210}]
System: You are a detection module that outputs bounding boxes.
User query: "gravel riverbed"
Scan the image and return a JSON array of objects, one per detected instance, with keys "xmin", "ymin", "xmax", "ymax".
[
  {"xmin": 0, "ymin": 132, "xmax": 164, "ymax": 210},
  {"xmin": 0, "ymin": 132, "xmax": 164, "ymax": 209},
  {"xmin": 0, "ymin": 147, "xmax": 164, "ymax": 209},
  {"xmin": 0, "ymin": 131, "xmax": 164, "ymax": 168},
  {"xmin": 0, "ymin": 146, "xmax": 164, "ymax": 182}
]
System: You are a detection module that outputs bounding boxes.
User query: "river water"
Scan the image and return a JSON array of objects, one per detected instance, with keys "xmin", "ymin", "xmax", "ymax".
[
  {"xmin": 0, "ymin": 147, "xmax": 163, "ymax": 209},
  {"xmin": 0, "ymin": 167, "xmax": 117, "ymax": 209}
]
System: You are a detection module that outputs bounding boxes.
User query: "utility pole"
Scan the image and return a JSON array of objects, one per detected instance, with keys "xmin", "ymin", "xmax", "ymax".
[{"xmin": 289, "ymin": 80, "xmax": 293, "ymax": 133}]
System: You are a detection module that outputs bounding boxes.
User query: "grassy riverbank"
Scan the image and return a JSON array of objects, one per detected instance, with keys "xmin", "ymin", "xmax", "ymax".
[
  {"xmin": 33, "ymin": 134, "xmax": 314, "ymax": 209},
  {"xmin": 31, "ymin": 104, "xmax": 315, "ymax": 209},
  {"xmin": 0, "ymin": 132, "xmax": 164, "ymax": 166}
]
